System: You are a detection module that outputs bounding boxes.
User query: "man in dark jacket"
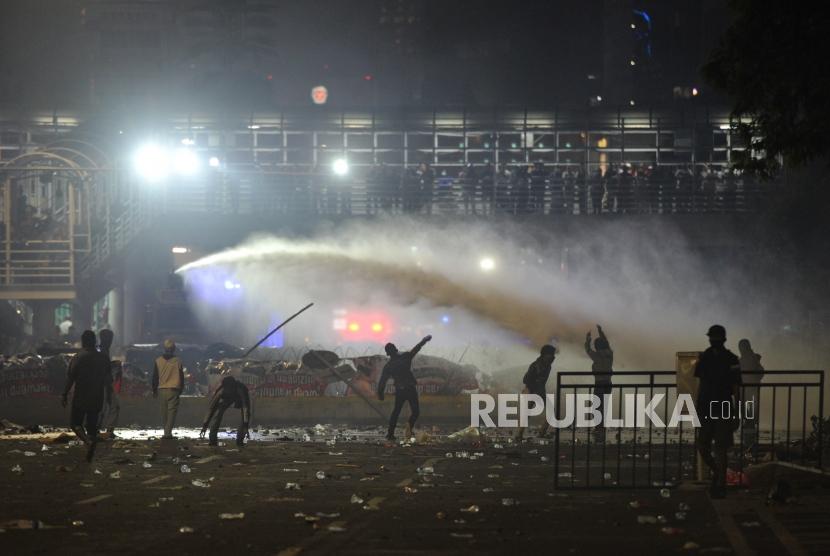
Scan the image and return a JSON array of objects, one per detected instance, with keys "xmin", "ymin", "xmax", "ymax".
[
  {"xmin": 200, "ymin": 376, "xmax": 251, "ymax": 447},
  {"xmin": 585, "ymin": 324, "xmax": 613, "ymax": 439},
  {"xmin": 516, "ymin": 344, "xmax": 556, "ymax": 441},
  {"xmin": 695, "ymin": 324, "xmax": 742, "ymax": 498},
  {"xmin": 61, "ymin": 330, "xmax": 111, "ymax": 461},
  {"xmin": 377, "ymin": 335, "xmax": 432, "ymax": 441}
]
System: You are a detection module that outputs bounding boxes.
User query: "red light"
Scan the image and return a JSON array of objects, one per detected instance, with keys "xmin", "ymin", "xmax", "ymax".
[
  {"xmin": 311, "ymin": 85, "xmax": 329, "ymax": 105},
  {"xmin": 371, "ymin": 323, "xmax": 383, "ymax": 332},
  {"xmin": 348, "ymin": 322, "xmax": 360, "ymax": 332},
  {"xmin": 363, "ymin": 74, "xmax": 373, "ymax": 81},
  {"xmin": 266, "ymin": 74, "xmax": 273, "ymax": 81}
]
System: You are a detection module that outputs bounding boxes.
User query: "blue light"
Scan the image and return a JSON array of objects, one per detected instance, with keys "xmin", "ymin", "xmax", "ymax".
[
  {"xmin": 183, "ymin": 267, "xmax": 243, "ymax": 307},
  {"xmin": 262, "ymin": 316, "xmax": 285, "ymax": 348},
  {"xmin": 441, "ymin": 315, "xmax": 451, "ymax": 324}
]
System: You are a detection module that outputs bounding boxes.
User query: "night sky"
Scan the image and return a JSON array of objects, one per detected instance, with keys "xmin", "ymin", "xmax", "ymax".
[{"xmin": 0, "ymin": 0, "xmax": 730, "ymax": 108}]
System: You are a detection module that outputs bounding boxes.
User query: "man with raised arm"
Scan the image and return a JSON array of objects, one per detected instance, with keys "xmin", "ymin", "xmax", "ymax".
[{"xmin": 377, "ymin": 335, "xmax": 432, "ymax": 441}]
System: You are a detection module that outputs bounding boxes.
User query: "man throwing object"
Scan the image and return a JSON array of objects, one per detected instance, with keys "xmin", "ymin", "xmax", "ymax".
[{"xmin": 378, "ymin": 335, "xmax": 432, "ymax": 441}]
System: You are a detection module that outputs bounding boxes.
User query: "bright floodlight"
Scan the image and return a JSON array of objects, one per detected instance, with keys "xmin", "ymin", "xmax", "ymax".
[
  {"xmin": 479, "ymin": 257, "xmax": 496, "ymax": 272},
  {"xmin": 133, "ymin": 143, "xmax": 170, "ymax": 182},
  {"xmin": 208, "ymin": 156, "xmax": 220, "ymax": 168},
  {"xmin": 333, "ymin": 158, "xmax": 349, "ymax": 176},
  {"xmin": 174, "ymin": 148, "xmax": 200, "ymax": 176},
  {"xmin": 171, "ymin": 246, "xmax": 189, "ymax": 254}
]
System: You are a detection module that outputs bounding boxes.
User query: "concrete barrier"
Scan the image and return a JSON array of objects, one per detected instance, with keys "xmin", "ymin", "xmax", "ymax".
[{"xmin": 1, "ymin": 395, "xmax": 473, "ymax": 427}]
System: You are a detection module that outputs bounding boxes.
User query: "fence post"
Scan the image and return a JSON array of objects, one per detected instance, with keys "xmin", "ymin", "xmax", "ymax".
[
  {"xmin": 820, "ymin": 371, "xmax": 825, "ymax": 470},
  {"xmin": 554, "ymin": 371, "xmax": 562, "ymax": 488}
]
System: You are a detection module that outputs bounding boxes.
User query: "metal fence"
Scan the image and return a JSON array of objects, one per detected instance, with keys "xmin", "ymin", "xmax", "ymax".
[
  {"xmin": 155, "ymin": 174, "xmax": 778, "ymax": 217},
  {"xmin": 553, "ymin": 370, "xmax": 825, "ymax": 489}
]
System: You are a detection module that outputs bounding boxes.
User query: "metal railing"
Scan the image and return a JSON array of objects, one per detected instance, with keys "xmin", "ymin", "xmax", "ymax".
[
  {"xmin": 552, "ymin": 370, "xmax": 825, "ymax": 489},
  {"xmin": 151, "ymin": 176, "xmax": 779, "ymax": 217},
  {"xmin": 1, "ymin": 239, "xmax": 73, "ymax": 286}
]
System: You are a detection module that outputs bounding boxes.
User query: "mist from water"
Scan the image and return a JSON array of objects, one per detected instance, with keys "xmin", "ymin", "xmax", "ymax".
[{"xmin": 177, "ymin": 216, "xmax": 811, "ymax": 376}]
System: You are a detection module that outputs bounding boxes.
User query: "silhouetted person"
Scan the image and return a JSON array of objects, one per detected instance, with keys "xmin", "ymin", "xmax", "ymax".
[
  {"xmin": 98, "ymin": 329, "xmax": 119, "ymax": 439},
  {"xmin": 590, "ymin": 168, "xmax": 604, "ymax": 214},
  {"xmin": 585, "ymin": 324, "xmax": 613, "ymax": 440},
  {"xmin": 59, "ymin": 315, "xmax": 73, "ymax": 338},
  {"xmin": 516, "ymin": 344, "xmax": 556, "ymax": 441},
  {"xmin": 461, "ymin": 163, "xmax": 479, "ymax": 215},
  {"xmin": 529, "ymin": 163, "xmax": 547, "ymax": 214},
  {"xmin": 738, "ymin": 338, "xmax": 764, "ymax": 454},
  {"xmin": 695, "ymin": 324, "xmax": 741, "ymax": 498},
  {"xmin": 200, "ymin": 376, "xmax": 251, "ymax": 447},
  {"xmin": 152, "ymin": 339, "xmax": 184, "ymax": 440},
  {"xmin": 61, "ymin": 330, "xmax": 111, "ymax": 461},
  {"xmin": 378, "ymin": 335, "xmax": 432, "ymax": 440}
]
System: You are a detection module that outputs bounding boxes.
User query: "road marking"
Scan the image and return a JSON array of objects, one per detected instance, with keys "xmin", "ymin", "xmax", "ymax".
[
  {"xmin": 275, "ymin": 547, "xmax": 302, "ymax": 556},
  {"xmin": 709, "ymin": 499, "xmax": 754, "ymax": 556},
  {"xmin": 757, "ymin": 506, "xmax": 809, "ymax": 556},
  {"xmin": 193, "ymin": 455, "xmax": 223, "ymax": 465},
  {"xmin": 364, "ymin": 497, "xmax": 385, "ymax": 510},
  {"xmin": 141, "ymin": 475, "xmax": 170, "ymax": 485},
  {"xmin": 75, "ymin": 494, "xmax": 112, "ymax": 505},
  {"xmin": 396, "ymin": 478, "xmax": 413, "ymax": 487},
  {"xmin": 327, "ymin": 520, "xmax": 347, "ymax": 532}
]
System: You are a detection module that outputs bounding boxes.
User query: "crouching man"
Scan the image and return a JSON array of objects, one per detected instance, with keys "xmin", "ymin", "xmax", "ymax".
[{"xmin": 200, "ymin": 376, "xmax": 251, "ymax": 447}]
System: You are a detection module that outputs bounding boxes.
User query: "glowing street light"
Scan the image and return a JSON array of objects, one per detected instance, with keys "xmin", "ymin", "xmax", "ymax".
[
  {"xmin": 208, "ymin": 156, "xmax": 221, "ymax": 168},
  {"xmin": 133, "ymin": 143, "xmax": 170, "ymax": 182},
  {"xmin": 171, "ymin": 246, "xmax": 190, "ymax": 254},
  {"xmin": 173, "ymin": 148, "xmax": 200, "ymax": 176},
  {"xmin": 479, "ymin": 257, "xmax": 496, "ymax": 272},
  {"xmin": 333, "ymin": 158, "xmax": 349, "ymax": 176}
]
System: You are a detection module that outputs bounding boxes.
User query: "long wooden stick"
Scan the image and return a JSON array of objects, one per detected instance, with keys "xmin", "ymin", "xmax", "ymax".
[
  {"xmin": 308, "ymin": 350, "xmax": 389, "ymax": 421},
  {"xmin": 242, "ymin": 303, "xmax": 314, "ymax": 359}
]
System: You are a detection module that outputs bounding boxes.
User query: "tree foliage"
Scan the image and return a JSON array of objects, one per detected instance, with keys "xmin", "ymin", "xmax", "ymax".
[{"xmin": 702, "ymin": 1, "xmax": 830, "ymax": 177}]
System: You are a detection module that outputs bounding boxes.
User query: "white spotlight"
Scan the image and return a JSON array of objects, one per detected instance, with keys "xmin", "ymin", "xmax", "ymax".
[
  {"xmin": 174, "ymin": 148, "xmax": 200, "ymax": 176},
  {"xmin": 133, "ymin": 143, "xmax": 170, "ymax": 182},
  {"xmin": 479, "ymin": 257, "xmax": 496, "ymax": 272},
  {"xmin": 171, "ymin": 246, "xmax": 190, "ymax": 254},
  {"xmin": 333, "ymin": 158, "xmax": 349, "ymax": 176},
  {"xmin": 208, "ymin": 156, "xmax": 220, "ymax": 168}
]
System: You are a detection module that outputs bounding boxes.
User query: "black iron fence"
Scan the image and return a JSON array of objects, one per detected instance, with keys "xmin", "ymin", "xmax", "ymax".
[
  {"xmin": 155, "ymin": 175, "xmax": 779, "ymax": 217},
  {"xmin": 553, "ymin": 370, "xmax": 825, "ymax": 489}
]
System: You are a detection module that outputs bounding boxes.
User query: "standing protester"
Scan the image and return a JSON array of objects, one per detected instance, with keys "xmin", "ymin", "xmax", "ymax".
[
  {"xmin": 695, "ymin": 324, "xmax": 742, "ymax": 498},
  {"xmin": 738, "ymin": 338, "xmax": 764, "ymax": 455},
  {"xmin": 200, "ymin": 376, "xmax": 251, "ymax": 447},
  {"xmin": 585, "ymin": 325, "xmax": 614, "ymax": 440},
  {"xmin": 377, "ymin": 335, "xmax": 432, "ymax": 441},
  {"xmin": 59, "ymin": 315, "xmax": 73, "ymax": 339},
  {"xmin": 152, "ymin": 339, "xmax": 184, "ymax": 440},
  {"xmin": 516, "ymin": 344, "xmax": 557, "ymax": 441},
  {"xmin": 61, "ymin": 330, "xmax": 111, "ymax": 461},
  {"xmin": 98, "ymin": 329, "xmax": 119, "ymax": 439}
]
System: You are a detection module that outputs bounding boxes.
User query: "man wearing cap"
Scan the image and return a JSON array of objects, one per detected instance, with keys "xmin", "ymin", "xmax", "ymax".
[
  {"xmin": 694, "ymin": 324, "xmax": 741, "ymax": 498},
  {"xmin": 377, "ymin": 335, "xmax": 432, "ymax": 441},
  {"xmin": 152, "ymin": 339, "xmax": 185, "ymax": 440},
  {"xmin": 516, "ymin": 344, "xmax": 557, "ymax": 441},
  {"xmin": 200, "ymin": 375, "xmax": 251, "ymax": 447}
]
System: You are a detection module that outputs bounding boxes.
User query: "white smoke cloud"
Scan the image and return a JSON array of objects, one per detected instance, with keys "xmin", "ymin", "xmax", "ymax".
[{"xmin": 177, "ymin": 216, "xmax": 809, "ymax": 375}]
